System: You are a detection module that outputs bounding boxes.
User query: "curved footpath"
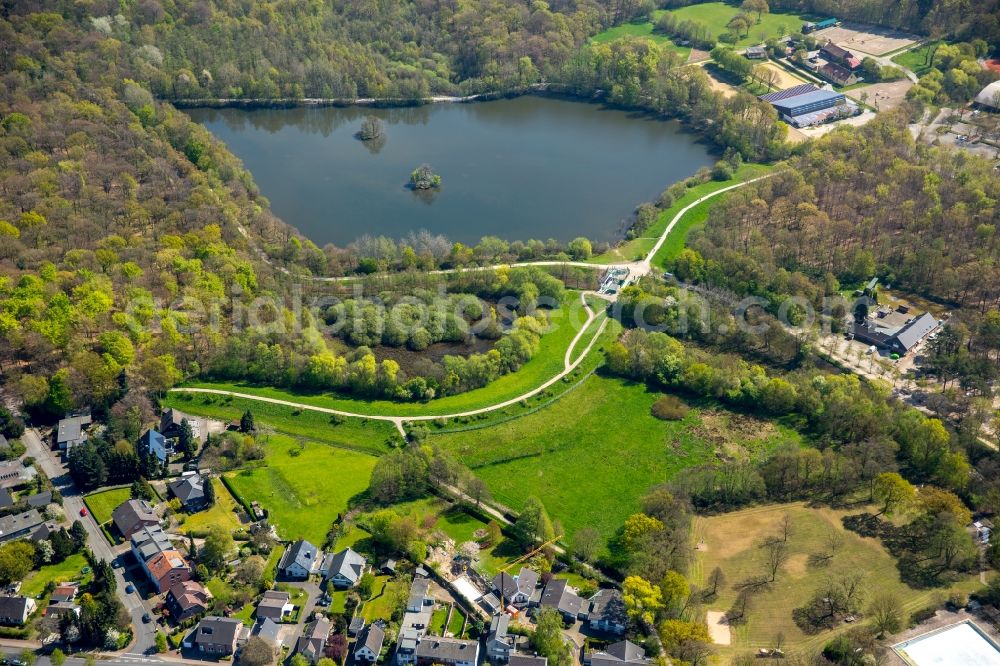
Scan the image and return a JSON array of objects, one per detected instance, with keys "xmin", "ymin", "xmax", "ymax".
[{"xmin": 175, "ymin": 173, "xmax": 775, "ymax": 433}]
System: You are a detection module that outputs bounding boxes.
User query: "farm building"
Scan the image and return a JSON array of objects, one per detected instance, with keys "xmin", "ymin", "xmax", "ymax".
[
  {"xmin": 758, "ymin": 84, "xmax": 855, "ymax": 127},
  {"xmin": 852, "ymin": 309, "xmax": 939, "ymax": 356},
  {"xmin": 745, "ymin": 46, "xmax": 767, "ymax": 59},
  {"xmin": 819, "ymin": 62, "xmax": 858, "ymax": 86},
  {"xmin": 820, "ymin": 42, "xmax": 861, "ymax": 69},
  {"xmin": 802, "ymin": 18, "xmax": 839, "ymax": 33}
]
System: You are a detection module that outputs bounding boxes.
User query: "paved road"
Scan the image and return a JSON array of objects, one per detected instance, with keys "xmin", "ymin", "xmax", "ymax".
[
  {"xmin": 21, "ymin": 431, "xmax": 157, "ymax": 656},
  {"xmin": 0, "ymin": 645, "xmax": 219, "ymax": 666}
]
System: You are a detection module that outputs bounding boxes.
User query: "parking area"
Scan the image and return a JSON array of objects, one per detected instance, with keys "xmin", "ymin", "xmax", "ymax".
[{"xmin": 814, "ymin": 22, "xmax": 919, "ymax": 57}]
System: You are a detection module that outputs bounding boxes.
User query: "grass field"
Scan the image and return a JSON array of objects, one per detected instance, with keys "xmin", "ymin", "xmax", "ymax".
[
  {"xmin": 359, "ymin": 575, "xmax": 405, "ymax": 622},
  {"xmin": 691, "ymin": 502, "xmax": 982, "ymax": 657},
  {"xmin": 163, "ymin": 392, "xmax": 397, "ymax": 455},
  {"xmin": 178, "ymin": 478, "xmax": 243, "ymax": 534},
  {"xmin": 590, "ymin": 163, "xmax": 773, "ymax": 267},
  {"xmin": 429, "ymin": 374, "xmax": 797, "ymax": 543},
  {"xmin": 171, "ymin": 293, "xmax": 598, "ymax": 420},
  {"xmin": 590, "ymin": 13, "xmax": 692, "ymax": 58},
  {"xmin": 892, "ymin": 41, "xmax": 941, "ymax": 76},
  {"xmin": 666, "ymin": 2, "xmax": 810, "ymax": 48},
  {"xmin": 21, "ymin": 553, "xmax": 90, "ymax": 598},
  {"xmin": 83, "ymin": 487, "xmax": 132, "ymax": 525},
  {"xmin": 225, "ymin": 433, "xmax": 377, "ymax": 543}
]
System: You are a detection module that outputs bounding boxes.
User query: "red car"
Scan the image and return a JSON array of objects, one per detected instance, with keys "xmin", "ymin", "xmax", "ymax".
[{"xmin": 79, "ymin": 507, "xmax": 88, "ymax": 517}]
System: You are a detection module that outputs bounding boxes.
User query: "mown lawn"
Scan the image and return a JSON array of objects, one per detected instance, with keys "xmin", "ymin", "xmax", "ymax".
[
  {"xmin": 590, "ymin": 13, "xmax": 692, "ymax": 58},
  {"xmin": 171, "ymin": 292, "xmax": 599, "ymax": 419},
  {"xmin": 429, "ymin": 374, "xmax": 797, "ymax": 544},
  {"xmin": 178, "ymin": 478, "xmax": 243, "ymax": 534},
  {"xmin": 84, "ymin": 487, "xmax": 132, "ymax": 525},
  {"xmin": 892, "ymin": 41, "xmax": 942, "ymax": 76},
  {"xmin": 359, "ymin": 576, "xmax": 405, "ymax": 622},
  {"xmin": 691, "ymin": 502, "xmax": 983, "ymax": 657},
  {"xmin": 225, "ymin": 434, "xmax": 377, "ymax": 544},
  {"xmin": 448, "ymin": 607, "xmax": 466, "ymax": 636},
  {"xmin": 665, "ymin": 2, "xmax": 811, "ymax": 48},
  {"xmin": 21, "ymin": 553, "xmax": 90, "ymax": 598},
  {"xmin": 163, "ymin": 392, "xmax": 397, "ymax": 455}
]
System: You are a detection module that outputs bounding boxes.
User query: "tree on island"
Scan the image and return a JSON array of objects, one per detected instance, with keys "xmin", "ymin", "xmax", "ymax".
[
  {"xmin": 410, "ymin": 163, "xmax": 441, "ymax": 190},
  {"xmin": 357, "ymin": 115, "xmax": 384, "ymax": 141}
]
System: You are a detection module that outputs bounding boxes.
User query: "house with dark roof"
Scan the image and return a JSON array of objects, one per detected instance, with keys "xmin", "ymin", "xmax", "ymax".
[
  {"xmin": 509, "ymin": 656, "xmax": 547, "ymax": 666},
  {"xmin": 585, "ymin": 641, "xmax": 651, "ymax": 666},
  {"xmin": 321, "ymin": 547, "xmax": 366, "ymax": 588},
  {"xmin": 296, "ymin": 616, "xmax": 332, "ymax": 663},
  {"xmin": 26, "ymin": 491, "xmax": 52, "ymax": 508},
  {"xmin": 0, "ymin": 596, "xmax": 36, "ymax": 625},
  {"xmin": 30, "ymin": 521, "xmax": 59, "ymax": 543},
  {"xmin": 160, "ymin": 408, "xmax": 187, "ymax": 440},
  {"xmin": 0, "ymin": 509, "xmax": 44, "ymax": 544},
  {"xmin": 486, "ymin": 614, "xmax": 515, "ymax": 662},
  {"xmin": 354, "ymin": 622, "xmax": 385, "ymax": 663},
  {"xmin": 415, "ymin": 637, "xmax": 480, "ymax": 666},
  {"xmin": 256, "ymin": 589, "xmax": 293, "ymax": 622},
  {"xmin": 140, "ymin": 429, "xmax": 169, "ymax": 464},
  {"xmin": 45, "ymin": 601, "xmax": 80, "ymax": 619},
  {"xmin": 187, "ymin": 617, "xmax": 243, "ymax": 655},
  {"xmin": 586, "ymin": 589, "xmax": 627, "ymax": 634},
  {"xmin": 0, "ymin": 488, "xmax": 13, "ymax": 509},
  {"xmin": 56, "ymin": 413, "xmax": 91, "ymax": 451},
  {"xmin": 745, "ymin": 45, "xmax": 767, "ymax": 59},
  {"xmin": 166, "ymin": 580, "xmax": 212, "ymax": 622},
  {"xmin": 131, "ymin": 525, "xmax": 172, "ymax": 561},
  {"xmin": 112, "ymin": 499, "xmax": 159, "ymax": 539},
  {"xmin": 279, "ymin": 540, "xmax": 321, "ymax": 580},
  {"xmin": 168, "ymin": 473, "xmax": 208, "ymax": 511},
  {"xmin": 539, "ymin": 579, "xmax": 584, "ymax": 622},
  {"xmin": 819, "ymin": 62, "xmax": 857, "ymax": 86},
  {"xmin": 491, "ymin": 567, "xmax": 536, "ymax": 608},
  {"xmin": 820, "ymin": 42, "xmax": 860, "ymax": 69},
  {"xmin": 349, "ymin": 616, "xmax": 366, "ymax": 636},
  {"xmin": 852, "ymin": 311, "xmax": 938, "ymax": 355}
]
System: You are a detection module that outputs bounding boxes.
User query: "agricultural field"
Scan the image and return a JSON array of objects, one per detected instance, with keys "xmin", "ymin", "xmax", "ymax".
[
  {"xmin": 83, "ymin": 487, "xmax": 132, "ymax": 525},
  {"xmin": 664, "ymin": 2, "xmax": 811, "ymax": 48},
  {"xmin": 429, "ymin": 374, "xmax": 798, "ymax": 543},
  {"xmin": 224, "ymin": 433, "xmax": 378, "ymax": 544},
  {"xmin": 690, "ymin": 502, "xmax": 982, "ymax": 657},
  {"xmin": 178, "ymin": 478, "xmax": 243, "ymax": 534},
  {"xmin": 20, "ymin": 553, "xmax": 91, "ymax": 598}
]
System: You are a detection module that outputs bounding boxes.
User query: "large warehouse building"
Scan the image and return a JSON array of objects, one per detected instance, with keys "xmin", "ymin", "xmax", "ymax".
[{"xmin": 759, "ymin": 84, "xmax": 855, "ymax": 127}]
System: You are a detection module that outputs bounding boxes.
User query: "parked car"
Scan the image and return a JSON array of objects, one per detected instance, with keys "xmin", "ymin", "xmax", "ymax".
[
  {"xmin": 142, "ymin": 613, "xmax": 152, "ymax": 623},
  {"xmin": 79, "ymin": 507, "xmax": 88, "ymax": 517},
  {"xmin": 125, "ymin": 584, "xmax": 135, "ymax": 594}
]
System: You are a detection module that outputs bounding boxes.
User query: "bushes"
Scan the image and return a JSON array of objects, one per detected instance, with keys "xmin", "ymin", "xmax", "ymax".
[{"xmin": 651, "ymin": 395, "xmax": 689, "ymax": 421}]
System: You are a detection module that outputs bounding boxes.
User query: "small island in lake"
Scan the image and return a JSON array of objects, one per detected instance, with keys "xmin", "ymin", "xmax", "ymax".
[
  {"xmin": 356, "ymin": 115, "xmax": 384, "ymax": 141},
  {"xmin": 410, "ymin": 163, "xmax": 442, "ymax": 190}
]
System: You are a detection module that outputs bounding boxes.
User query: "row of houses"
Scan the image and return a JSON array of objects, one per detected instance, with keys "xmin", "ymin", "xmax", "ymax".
[{"xmin": 278, "ymin": 539, "xmax": 368, "ymax": 588}]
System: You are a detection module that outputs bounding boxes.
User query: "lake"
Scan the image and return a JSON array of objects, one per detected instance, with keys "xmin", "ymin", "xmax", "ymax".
[{"xmin": 187, "ymin": 96, "xmax": 715, "ymax": 247}]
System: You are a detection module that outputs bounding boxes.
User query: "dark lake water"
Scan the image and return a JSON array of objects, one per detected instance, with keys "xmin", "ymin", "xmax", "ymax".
[{"xmin": 187, "ymin": 96, "xmax": 715, "ymax": 246}]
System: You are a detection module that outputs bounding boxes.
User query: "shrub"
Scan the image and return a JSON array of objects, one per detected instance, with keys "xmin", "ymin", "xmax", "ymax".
[{"xmin": 651, "ymin": 395, "xmax": 689, "ymax": 421}]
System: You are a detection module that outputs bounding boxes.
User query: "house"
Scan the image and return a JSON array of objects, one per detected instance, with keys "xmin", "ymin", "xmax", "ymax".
[
  {"xmin": 0, "ymin": 461, "xmax": 36, "ymax": 490},
  {"xmin": 758, "ymin": 84, "xmax": 850, "ymax": 127},
  {"xmin": 160, "ymin": 408, "xmax": 187, "ymax": 440},
  {"xmin": 188, "ymin": 617, "xmax": 243, "ymax": 655},
  {"xmin": 50, "ymin": 584, "xmax": 78, "ymax": 604},
  {"xmin": 131, "ymin": 525, "xmax": 172, "ymax": 562},
  {"xmin": 0, "ymin": 509, "xmax": 44, "ymax": 544},
  {"xmin": 415, "ymin": 637, "xmax": 480, "ymax": 666},
  {"xmin": 585, "ymin": 641, "xmax": 651, "ymax": 666},
  {"xmin": 509, "ymin": 656, "xmax": 547, "ymax": 666},
  {"xmin": 354, "ymin": 622, "xmax": 385, "ymax": 663},
  {"xmin": 745, "ymin": 46, "xmax": 767, "ymax": 59},
  {"xmin": 45, "ymin": 602, "xmax": 80, "ymax": 619},
  {"xmin": 820, "ymin": 42, "xmax": 860, "ymax": 69},
  {"xmin": 145, "ymin": 550, "xmax": 192, "ymax": 593},
  {"xmin": 166, "ymin": 580, "xmax": 212, "ymax": 622},
  {"xmin": 322, "ymin": 547, "xmax": 366, "ymax": 588},
  {"xmin": 891, "ymin": 312, "xmax": 939, "ymax": 354},
  {"xmin": 112, "ymin": 499, "xmax": 159, "ymax": 539},
  {"xmin": 486, "ymin": 614, "xmax": 515, "ymax": 662},
  {"xmin": 406, "ymin": 577, "xmax": 433, "ymax": 613},
  {"xmin": 279, "ymin": 540, "xmax": 321, "ymax": 580},
  {"xmin": 492, "ymin": 568, "xmax": 536, "ymax": 608},
  {"xmin": 256, "ymin": 589, "xmax": 293, "ymax": 622},
  {"xmin": 140, "ymin": 429, "xmax": 169, "ymax": 464},
  {"xmin": 587, "ymin": 589, "xmax": 627, "ymax": 634},
  {"xmin": 852, "ymin": 311, "xmax": 939, "ymax": 355},
  {"xmin": 56, "ymin": 413, "xmax": 91, "ymax": 451},
  {"xmin": 0, "ymin": 596, "xmax": 36, "ymax": 625},
  {"xmin": 26, "ymin": 491, "xmax": 52, "ymax": 508},
  {"xmin": 296, "ymin": 617, "xmax": 332, "ymax": 663},
  {"xmin": 539, "ymin": 579, "xmax": 584, "ymax": 622},
  {"xmin": 254, "ymin": 617, "xmax": 284, "ymax": 649},
  {"xmin": 819, "ymin": 62, "xmax": 857, "ymax": 86},
  {"xmin": 168, "ymin": 473, "xmax": 208, "ymax": 511},
  {"xmin": 397, "ymin": 628, "xmax": 420, "ymax": 665},
  {"xmin": 30, "ymin": 521, "xmax": 59, "ymax": 542},
  {"xmin": 0, "ymin": 488, "xmax": 11, "ymax": 509},
  {"xmin": 348, "ymin": 616, "xmax": 366, "ymax": 637}
]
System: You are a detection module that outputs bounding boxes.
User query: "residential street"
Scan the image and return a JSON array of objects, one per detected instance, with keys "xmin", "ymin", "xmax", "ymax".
[{"xmin": 21, "ymin": 429, "xmax": 157, "ymax": 656}]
